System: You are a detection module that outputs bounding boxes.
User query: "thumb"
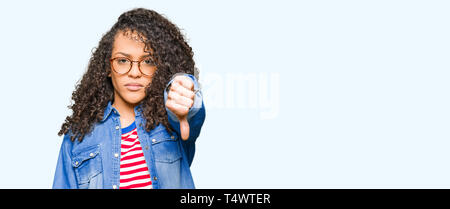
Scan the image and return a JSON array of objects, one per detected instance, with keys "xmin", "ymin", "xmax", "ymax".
[{"xmin": 179, "ymin": 116, "xmax": 190, "ymax": 141}]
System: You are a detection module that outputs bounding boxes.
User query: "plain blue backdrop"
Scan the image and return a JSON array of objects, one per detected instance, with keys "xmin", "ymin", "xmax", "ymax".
[{"xmin": 0, "ymin": 0, "xmax": 449, "ymax": 188}]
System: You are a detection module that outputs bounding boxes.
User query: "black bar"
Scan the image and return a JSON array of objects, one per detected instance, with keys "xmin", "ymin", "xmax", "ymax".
[{"xmin": 1, "ymin": 189, "xmax": 448, "ymax": 208}]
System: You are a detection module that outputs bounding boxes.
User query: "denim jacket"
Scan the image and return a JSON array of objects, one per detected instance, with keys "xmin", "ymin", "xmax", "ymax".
[{"xmin": 52, "ymin": 73, "xmax": 205, "ymax": 189}]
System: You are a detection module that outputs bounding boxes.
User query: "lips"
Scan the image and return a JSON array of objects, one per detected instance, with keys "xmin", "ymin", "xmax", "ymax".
[{"xmin": 125, "ymin": 83, "xmax": 144, "ymax": 91}]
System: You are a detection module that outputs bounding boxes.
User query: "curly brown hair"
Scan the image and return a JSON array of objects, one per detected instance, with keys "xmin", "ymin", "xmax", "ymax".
[{"xmin": 58, "ymin": 8, "xmax": 198, "ymax": 142}]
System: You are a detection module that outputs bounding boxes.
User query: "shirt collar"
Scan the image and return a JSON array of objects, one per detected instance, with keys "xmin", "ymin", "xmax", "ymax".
[{"xmin": 101, "ymin": 100, "xmax": 143, "ymax": 122}]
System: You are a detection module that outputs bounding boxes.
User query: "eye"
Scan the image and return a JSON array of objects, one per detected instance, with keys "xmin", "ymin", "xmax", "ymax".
[
  {"xmin": 117, "ymin": 58, "xmax": 129, "ymax": 64},
  {"xmin": 143, "ymin": 59, "xmax": 156, "ymax": 66}
]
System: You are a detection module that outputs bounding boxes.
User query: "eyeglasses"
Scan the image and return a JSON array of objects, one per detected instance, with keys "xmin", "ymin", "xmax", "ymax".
[{"xmin": 110, "ymin": 57, "xmax": 157, "ymax": 76}]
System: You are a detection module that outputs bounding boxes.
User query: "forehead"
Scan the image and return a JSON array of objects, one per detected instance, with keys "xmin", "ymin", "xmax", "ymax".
[{"xmin": 112, "ymin": 30, "xmax": 151, "ymax": 55}]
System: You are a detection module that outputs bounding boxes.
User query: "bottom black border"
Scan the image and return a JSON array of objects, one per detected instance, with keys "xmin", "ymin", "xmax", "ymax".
[{"xmin": 1, "ymin": 189, "xmax": 448, "ymax": 208}]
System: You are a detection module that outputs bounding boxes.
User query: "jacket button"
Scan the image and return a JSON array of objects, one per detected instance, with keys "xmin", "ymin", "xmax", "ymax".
[
  {"xmin": 152, "ymin": 138, "xmax": 156, "ymax": 143},
  {"xmin": 75, "ymin": 161, "xmax": 79, "ymax": 166},
  {"xmin": 171, "ymin": 135, "xmax": 175, "ymax": 139},
  {"xmin": 153, "ymin": 176, "xmax": 157, "ymax": 181},
  {"xmin": 115, "ymin": 126, "xmax": 119, "ymax": 130},
  {"xmin": 145, "ymin": 145, "xmax": 149, "ymax": 150},
  {"xmin": 113, "ymin": 185, "xmax": 117, "ymax": 189},
  {"xmin": 89, "ymin": 153, "xmax": 94, "ymax": 157},
  {"xmin": 114, "ymin": 153, "xmax": 119, "ymax": 158}
]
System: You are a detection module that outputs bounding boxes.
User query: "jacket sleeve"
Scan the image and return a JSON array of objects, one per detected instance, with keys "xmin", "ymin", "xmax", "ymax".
[
  {"xmin": 52, "ymin": 134, "xmax": 78, "ymax": 189},
  {"xmin": 164, "ymin": 73, "xmax": 206, "ymax": 166}
]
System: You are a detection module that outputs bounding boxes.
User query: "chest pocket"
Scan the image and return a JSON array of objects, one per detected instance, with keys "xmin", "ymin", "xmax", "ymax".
[
  {"xmin": 150, "ymin": 131, "xmax": 182, "ymax": 163},
  {"xmin": 72, "ymin": 145, "xmax": 103, "ymax": 188}
]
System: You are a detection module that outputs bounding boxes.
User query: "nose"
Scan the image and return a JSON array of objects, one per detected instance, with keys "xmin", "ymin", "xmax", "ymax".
[{"xmin": 128, "ymin": 61, "xmax": 142, "ymax": 78}]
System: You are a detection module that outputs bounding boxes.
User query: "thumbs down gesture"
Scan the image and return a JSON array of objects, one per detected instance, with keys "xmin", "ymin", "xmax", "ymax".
[{"xmin": 165, "ymin": 75, "xmax": 196, "ymax": 141}]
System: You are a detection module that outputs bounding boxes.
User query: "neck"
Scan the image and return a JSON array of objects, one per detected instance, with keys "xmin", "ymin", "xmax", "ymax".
[{"xmin": 111, "ymin": 95, "xmax": 137, "ymax": 120}]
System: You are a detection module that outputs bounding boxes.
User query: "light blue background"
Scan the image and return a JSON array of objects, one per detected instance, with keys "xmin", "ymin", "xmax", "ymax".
[{"xmin": 0, "ymin": 0, "xmax": 449, "ymax": 188}]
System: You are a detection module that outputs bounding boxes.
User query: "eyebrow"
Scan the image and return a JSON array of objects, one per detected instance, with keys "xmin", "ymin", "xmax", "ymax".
[{"xmin": 113, "ymin": 52, "xmax": 151, "ymax": 59}]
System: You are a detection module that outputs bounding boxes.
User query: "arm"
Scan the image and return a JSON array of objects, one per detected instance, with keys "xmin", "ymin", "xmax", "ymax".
[
  {"xmin": 52, "ymin": 134, "xmax": 78, "ymax": 189},
  {"xmin": 164, "ymin": 73, "xmax": 206, "ymax": 165}
]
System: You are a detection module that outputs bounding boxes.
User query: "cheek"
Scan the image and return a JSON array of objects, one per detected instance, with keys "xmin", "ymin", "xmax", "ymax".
[
  {"xmin": 110, "ymin": 75, "xmax": 122, "ymax": 91},
  {"xmin": 143, "ymin": 77, "xmax": 153, "ymax": 87}
]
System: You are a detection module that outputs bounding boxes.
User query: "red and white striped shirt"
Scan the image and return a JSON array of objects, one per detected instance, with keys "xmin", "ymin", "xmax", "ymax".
[{"xmin": 119, "ymin": 121, "xmax": 153, "ymax": 189}]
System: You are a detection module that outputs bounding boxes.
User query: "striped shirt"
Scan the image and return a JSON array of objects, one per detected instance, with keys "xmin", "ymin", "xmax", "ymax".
[{"xmin": 119, "ymin": 121, "xmax": 153, "ymax": 189}]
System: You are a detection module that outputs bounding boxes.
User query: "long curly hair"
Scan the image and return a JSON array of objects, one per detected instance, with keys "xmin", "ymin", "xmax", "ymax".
[{"xmin": 58, "ymin": 8, "xmax": 198, "ymax": 142}]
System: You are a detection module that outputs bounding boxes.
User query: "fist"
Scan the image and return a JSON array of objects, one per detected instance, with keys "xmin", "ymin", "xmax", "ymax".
[{"xmin": 165, "ymin": 75, "xmax": 196, "ymax": 140}]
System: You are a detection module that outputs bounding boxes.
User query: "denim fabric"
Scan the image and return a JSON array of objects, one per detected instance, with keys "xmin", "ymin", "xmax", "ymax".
[{"xmin": 53, "ymin": 73, "xmax": 205, "ymax": 189}]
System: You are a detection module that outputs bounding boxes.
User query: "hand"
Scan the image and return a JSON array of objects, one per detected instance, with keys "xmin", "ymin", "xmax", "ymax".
[{"xmin": 165, "ymin": 75, "xmax": 196, "ymax": 140}]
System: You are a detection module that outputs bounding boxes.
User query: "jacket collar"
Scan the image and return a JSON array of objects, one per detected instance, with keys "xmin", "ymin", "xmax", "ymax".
[{"xmin": 101, "ymin": 100, "xmax": 143, "ymax": 122}]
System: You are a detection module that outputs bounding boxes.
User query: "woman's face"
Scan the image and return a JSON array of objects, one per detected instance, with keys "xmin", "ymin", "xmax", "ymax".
[{"xmin": 109, "ymin": 30, "xmax": 156, "ymax": 106}]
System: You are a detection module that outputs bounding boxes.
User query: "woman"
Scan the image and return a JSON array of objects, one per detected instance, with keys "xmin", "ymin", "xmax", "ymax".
[{"xmin": 53, "ymin": 8, "xmax": 205, "ymax": 189}]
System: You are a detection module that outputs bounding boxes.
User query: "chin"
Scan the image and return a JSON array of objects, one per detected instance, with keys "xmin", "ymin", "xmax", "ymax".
[{"xmin": 123, "ymin": 94, "xmax": 146, "ymax": 105}]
